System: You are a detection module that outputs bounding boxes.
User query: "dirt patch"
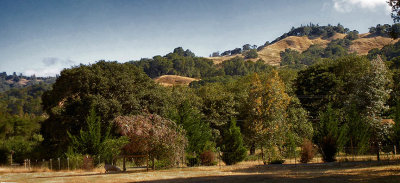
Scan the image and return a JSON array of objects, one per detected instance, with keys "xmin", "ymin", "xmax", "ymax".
[{"xmin": 154, "ymin": 75, "xmax": 199, "ymax": 86}]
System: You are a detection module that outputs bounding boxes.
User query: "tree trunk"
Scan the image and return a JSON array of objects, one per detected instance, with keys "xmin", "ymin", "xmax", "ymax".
[
  {"xmin": 250, "ymin": 143, "xmax": 256, "ymax": 155},
  {"xmin": 261, "ymin": 146, "xmax": 266, "ymax": 165},
  {"xmin": 376, "ymin": 143, "xmax": 380, "ymax": 161},
  {"xmin": 123, "ymin": 156, "xmax": 126, "ymax": 172},
  {"xmin": 152, "ymin": 157, "xmax": 155, "ymax": 170}
]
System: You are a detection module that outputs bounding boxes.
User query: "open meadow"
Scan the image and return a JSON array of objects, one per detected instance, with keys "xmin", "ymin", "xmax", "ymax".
[{"xmin": 1, "ymin": 161, "xmax": 400, "ymax": 183}]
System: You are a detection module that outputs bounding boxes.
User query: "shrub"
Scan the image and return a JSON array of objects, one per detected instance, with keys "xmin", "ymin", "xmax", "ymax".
[
  {"xmin": 300, "ymin": 139, "xmax": 314, "ymax": 163},
  {"xmin": 269, "ymin": 159, "xmax": 285, "ymax": 164},
  {"xmin": 115, "ymin": 113, "xmax": 187, "ymax": 168},
  {"xmin": 320, "ymin": 135, "xmax": 338, "ymax": 162},
  {"xmin": 65, "ymin": 147, "xmax": 84, "ymax": 169},
  {"xmin": 186, "ymin": 154, "xmax": 199, "ymax": 167},
  {"xmin": 153, "ymin": 159, "xmax": 174, "ymax": 169},
  {"xmin": 200, "ymin": 150, "xmax": 216, "ymax": 166},
  {"xmin": 0, "ymin": 147, "xmax": 9, "ymax": 164}
]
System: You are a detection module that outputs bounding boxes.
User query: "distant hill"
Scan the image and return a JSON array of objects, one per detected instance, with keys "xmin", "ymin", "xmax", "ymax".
[
  {"xmin": 208, "ymin": 24, "xmax": 400, "ymax": 66},
  {"xmin": 154, "ymin": 75, "xmax": 199, "ymax": 86},
  {"xmin": 0, "ymin": 72, "xmax": 56, "ymax": 92},
  {"xmin": 208, "ymin": 33, "xmax": 399, "ymax": 66}
]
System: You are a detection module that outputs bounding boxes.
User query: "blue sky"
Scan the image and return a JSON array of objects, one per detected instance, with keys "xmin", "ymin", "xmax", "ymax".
[{"xmin": 0, "ymin": 0, "xmax": 393, "ymax": 76}]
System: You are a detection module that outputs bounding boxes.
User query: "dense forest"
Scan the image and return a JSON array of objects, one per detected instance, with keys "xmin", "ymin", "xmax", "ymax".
[{"xmin": 1, "ymin": 23, "xmax": 400, "ymax": 167}]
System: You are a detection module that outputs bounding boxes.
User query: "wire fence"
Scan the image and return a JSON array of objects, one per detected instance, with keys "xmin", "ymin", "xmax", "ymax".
[
  {"xmin": 5, "ymin": 145, "xmax": 400, "ymax": 171},
  {"xmin": 215, "ymin": 145, "xmax": 400, "ymax": 166},
  {"xmin": 7, "ymin": 155, "xmax": 150, "ymax": 172}
]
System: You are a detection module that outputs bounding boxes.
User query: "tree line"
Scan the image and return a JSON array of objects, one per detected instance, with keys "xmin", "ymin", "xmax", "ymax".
[
  {"xmin": 2, "ymin": 22, "xmax": 400, "ymax": 167},
  {"xmin": 1, "ymin": 52, "xmax": 399, "ymax": 167}
]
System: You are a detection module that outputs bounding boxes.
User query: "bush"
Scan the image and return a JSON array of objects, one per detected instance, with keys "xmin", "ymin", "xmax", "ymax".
[
  {"xmin": 186, "ymin": 154, "xmax": 199, "ymax": 167},
  {"xmin": 269, "ymin": 159, "xmax": 285, "ymax": 164},
  {"xmin": 65, "ymin": 147, "xmax": 84, "ymax": 169},
  {"xmin": 153, "ymin": 159, "xmax": 174, "ymax": 169},
  {"xmin": 300, "ymin": 139, "xmax": 314, "ymax": 163},
  {"xmin": 200, "ymin": 150, "xmax": 216, "ymax": 166},
  {"xmin": 320, "ymin": 135, "xmax": 338, "ymax": 162},
  {"xmin": 0, "ymin": 147, "xmax": 9, "ymax": 164},
  {"xmin": 115, "ymin": 113, "xmax": 187, "ymax": 169}
]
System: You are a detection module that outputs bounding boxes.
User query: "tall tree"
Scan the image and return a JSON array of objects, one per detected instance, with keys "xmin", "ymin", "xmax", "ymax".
[
  {"xmin": 359, "ymin": 56, "xmax": 391, "ymax": 158},
  {"xmin": 316, "ymin": 105, "xmax": 348, "ymax": 162},
  {"xmin": 41, "ymin": 61, "xmax": 168, "ymax": 157},
  {"xmin": 243, "ymin": 73, "xmax": 265, "ymax": 154},
  {"xmin": 261, "ymin": 70, "xmax": 291, "ymax": 161},
  {"xmin": 221, "ymin": 118, "xmax": 247, "ymax": 165}
]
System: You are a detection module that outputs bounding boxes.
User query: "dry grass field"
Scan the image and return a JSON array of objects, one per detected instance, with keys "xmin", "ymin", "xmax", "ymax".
[
  {"xmin": 1, "ymin": 161, "xmax": 399, "ymax": 183},
  {"xmin": 154, "ymin": 75, "xmax": 199, "ymax": 86},
  {"xmin": 207, "ymin": 33, "xmax": 399, "ymax": 66}
]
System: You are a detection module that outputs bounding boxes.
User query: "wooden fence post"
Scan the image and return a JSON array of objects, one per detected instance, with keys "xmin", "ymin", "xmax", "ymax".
[
  {"xmin": 146, "ymin": 155, "xmax": 148, "ymax": 171},
  {"xmin": 10, "ymin": 151, "xmax": 13, "ymax": 166},
  {"xmin": 123, "ymin": 156, "xmax": 126, "ymax": 172}
]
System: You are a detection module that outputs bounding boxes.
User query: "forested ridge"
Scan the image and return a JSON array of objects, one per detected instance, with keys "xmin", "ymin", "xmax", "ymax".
[{"xmin": 1, "ymin": 23, "xmax": 400, "ymax": 167}]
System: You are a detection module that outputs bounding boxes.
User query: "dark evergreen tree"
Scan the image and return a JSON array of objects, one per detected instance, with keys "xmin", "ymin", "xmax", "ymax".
[
  {"xmin": 316, "ymin": 105, "xmax": 348, "ymax": 162},
  {"xmin": 221, "ymin": 118, "xmax": 246, "ymax": 165}
]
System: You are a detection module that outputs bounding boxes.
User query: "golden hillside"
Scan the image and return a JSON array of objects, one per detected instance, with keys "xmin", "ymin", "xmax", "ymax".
[
  {"xmin": 349, "ymin": 33, "xmax": 399, "ymax": 55},
  {"xmin": 208, "ymin": 33, "xmax": 399, "ymax": 66},
  {"xmin": 154, "ymin": 75, "xmax": 199, "ymax": 86}
]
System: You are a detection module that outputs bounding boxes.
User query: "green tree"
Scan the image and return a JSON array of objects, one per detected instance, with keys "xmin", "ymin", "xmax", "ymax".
[
  {"xmin": 280, "ymin": 48, "xmax": 301, "ymax": 66},
  {"xmin": 41, "ymin": 61, "xmax": 167, "ymax": 156},
  {"xmin": 0, "ymin": 114, "xmax": 44, "ymax": 164},
  {"xmin": 242, "ymin": 73, "xmax": 264, "ymax": 154},
  {"xmin": 355, "ymin": 56, "xmax": 391, "ymax": 157},
  {"xmin": 316, "ymin": 105, "xmax": 348, "ymax": 162},
  {"xmin": 221, "ymin": 118, "xmax": 247, "ymax": 165},
  {"xmin": 244, "ymin": 49, "xmax": 258, "ymax": 59},
  {"xmin": 169, "ymin": 99, "xmax": 214, "ymax": 156},
  {"xmin": 196, "ymin": 83, "xmax": 237, "ymax": 134},
  {"xmin": 68, "ymin": 107, "xmax": 128, "ymax": 163},
  {"xmin": 346, "ymin": 105, "xmax": 370, "ymax": 154},
  {"xmin": 345, "ymin": 30, "xmax": 359, "ymax": 40}
]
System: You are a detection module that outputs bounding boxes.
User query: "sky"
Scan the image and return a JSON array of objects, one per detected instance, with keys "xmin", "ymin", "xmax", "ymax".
[{"xmin": 0, "ymin": 0, "xmax": 394, "ymax": 76}]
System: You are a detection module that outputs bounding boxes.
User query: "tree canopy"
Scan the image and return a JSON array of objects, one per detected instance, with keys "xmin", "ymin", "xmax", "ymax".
[{"xmin": 41, "ymin": 61, "xmax": 168, "ymax": 156}]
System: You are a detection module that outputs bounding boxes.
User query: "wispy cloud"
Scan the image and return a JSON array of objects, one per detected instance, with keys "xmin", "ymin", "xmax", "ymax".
[
  {"xmin": 42, "ymin": 57, "xmax": 74, "ymax": 66},
  {"xmin": 333, "ymin": 0, "xmax": 391, "ymax": 13},
  {"xmin": 24, "ymin": 57, "xmax": 76, "ymax": 77}
]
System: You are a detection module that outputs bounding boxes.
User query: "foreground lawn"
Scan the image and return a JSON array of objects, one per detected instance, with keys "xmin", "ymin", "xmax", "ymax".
[{"xmin": 0, "ymin": 161, "xmax": 399, "ymax": 183}]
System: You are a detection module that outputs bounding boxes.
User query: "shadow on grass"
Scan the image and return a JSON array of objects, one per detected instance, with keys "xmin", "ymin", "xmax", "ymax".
[
  {"xmin": 135, "ymin": 161, "xmax": 400, "ymax": 183},
  {"xmin": 33, "ymin": 161, "xmax": 400, "ymax": 183},
  {"xmin": 35, "ymin": 169, "xmax": 149, "ymax": 179},
  {"xmin": 132, "ymin": 174, "xmax": 400, "ymax": 183},
  {"xmin": 229, "ymin": 161, "xmax": 400, "ymax": 174}
]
